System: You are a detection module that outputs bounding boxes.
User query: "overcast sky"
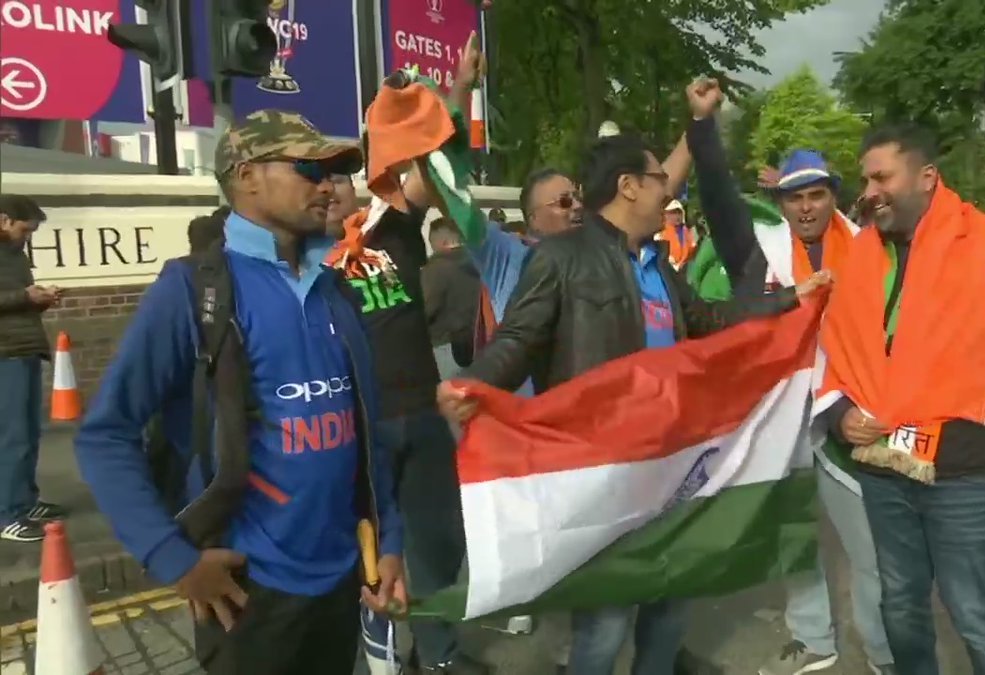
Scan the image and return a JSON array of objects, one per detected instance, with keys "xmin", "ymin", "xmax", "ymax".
[{"xmin": 728, "ymin": 0, "xmax": 887, "ymax": 89}]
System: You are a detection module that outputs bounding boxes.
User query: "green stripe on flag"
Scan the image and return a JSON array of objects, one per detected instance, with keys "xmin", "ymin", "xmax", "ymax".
[{"xmin": 412, "ymin": 469, "xmax": 818, "ymax": 621}]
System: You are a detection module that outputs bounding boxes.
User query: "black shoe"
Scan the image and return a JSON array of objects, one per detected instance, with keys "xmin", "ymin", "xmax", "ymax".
[
  {"xmin": 0, "ymin": 518, "xmax": 45, "ymax": 542},
  {"xmin": 25, "ymin": 501, "xmax": 67, "ymax": 522}
]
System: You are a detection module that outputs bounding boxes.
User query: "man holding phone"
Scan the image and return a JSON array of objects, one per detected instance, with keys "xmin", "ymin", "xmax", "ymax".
[{"xmin": 0, "ymin": 194, "xmax": 66, "ymax": 542}]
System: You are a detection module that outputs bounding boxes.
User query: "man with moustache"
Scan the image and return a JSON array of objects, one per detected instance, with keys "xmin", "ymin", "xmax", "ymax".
[
  {"xmin": 816, "ymin": 125, "xmax": 985, "ymax": 675},
  {"xmin": 684, "ymin": 80, "xmax": 895, "ymax": 675},
  {"xmin": 76, "ymin": 110, "xmax": 405, "ymax": 674},
  {"xmin": 438, "ymin": 132, "xmax": 827, "ymax": 675}
]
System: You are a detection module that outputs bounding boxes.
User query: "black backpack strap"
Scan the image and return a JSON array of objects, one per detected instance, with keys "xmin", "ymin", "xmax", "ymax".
[
  {"xmin": 175, "ymin": 241, "xmax": 255, "ymax": 547},
  {"xmin": 190, "ymin": 241, "xmax": 234, "ymax": 483}
]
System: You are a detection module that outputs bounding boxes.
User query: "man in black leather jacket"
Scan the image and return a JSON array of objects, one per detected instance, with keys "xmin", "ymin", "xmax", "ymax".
[{"xmin": 438, "ymin": 133, "xmax": 830, "ymax": 675}]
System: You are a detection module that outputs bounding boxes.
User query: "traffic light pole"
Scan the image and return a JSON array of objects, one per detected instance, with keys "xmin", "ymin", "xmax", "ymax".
[{"xmin": 151, "ymin": 81, "xmax": 179, "ymax": 175}]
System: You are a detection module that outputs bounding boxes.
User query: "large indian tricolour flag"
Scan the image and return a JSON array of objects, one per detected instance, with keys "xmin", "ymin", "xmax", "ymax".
[{"xmin": 414, "ymin": 296, "xmax": 826, "ymax": 621}]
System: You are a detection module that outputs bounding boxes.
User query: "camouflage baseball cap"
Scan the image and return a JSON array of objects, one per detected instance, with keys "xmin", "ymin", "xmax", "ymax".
[{"xmin": 214, "ymin": 109, "xmax": 363, "ymax": 178}]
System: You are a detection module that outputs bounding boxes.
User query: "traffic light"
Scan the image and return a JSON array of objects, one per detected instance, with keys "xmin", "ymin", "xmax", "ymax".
[
  {"xmin": 107, "ymin": 0, "xmax": 182, "ymax": 86},
  {"xmin": 212, "ymin": 0, "xmax": 278, "ymax": 77}
]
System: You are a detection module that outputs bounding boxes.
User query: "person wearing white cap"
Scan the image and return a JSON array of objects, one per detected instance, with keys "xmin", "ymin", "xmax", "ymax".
[{"xmin": 654, "ymin": 199, "xmax": 696, "ymax": 270}]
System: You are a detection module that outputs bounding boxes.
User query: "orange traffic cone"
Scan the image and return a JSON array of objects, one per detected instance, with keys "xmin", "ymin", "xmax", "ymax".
[
  {"xmin": 51, "ymin": 332, "xmax": 81, "ymax": 421},
  {"xmin": 35, "ymin": 522, "xmax": 104, "ymax": 674}
]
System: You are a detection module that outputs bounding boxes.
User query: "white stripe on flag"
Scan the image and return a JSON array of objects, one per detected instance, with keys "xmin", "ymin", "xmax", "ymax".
[{"xmin": 462, "ymin": 368, "xmax": 814, "ymax": 618}]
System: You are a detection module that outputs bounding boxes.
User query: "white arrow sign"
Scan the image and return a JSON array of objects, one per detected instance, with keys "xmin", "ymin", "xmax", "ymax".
[{"xmin": 0, "ymin": 57, "xmax": 47, "ymax": 112}]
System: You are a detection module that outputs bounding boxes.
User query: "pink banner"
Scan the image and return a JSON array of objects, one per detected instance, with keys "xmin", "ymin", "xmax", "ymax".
[
  {"xmin": 0, "ymin": 0, "xmax": 126, "ymax": 120},
  {"xmin": 384, "ymin": 0, "xmax": 480, "ymax": 91}
]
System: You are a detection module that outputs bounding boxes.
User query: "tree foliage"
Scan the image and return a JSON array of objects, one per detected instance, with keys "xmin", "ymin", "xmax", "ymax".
[
  {"xmin": 485, "ymin": 0, "xmax": 829, "ymax": 184},
  {"xmin": 834, "ymin": 0, "xmax": 985, "ymax": 204},
  {"xmin": 720, "ymin": 90, "xmax": 769, "ymax": 193},
  {"xmin": 748, "ymin": 67, "xmax": 868, "ymax": 200}
]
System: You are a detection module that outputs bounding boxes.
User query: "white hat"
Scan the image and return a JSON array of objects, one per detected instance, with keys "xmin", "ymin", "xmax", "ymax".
[{"xmin": 664, "ymin": 199, "xmax": 684, "ymax": 213}]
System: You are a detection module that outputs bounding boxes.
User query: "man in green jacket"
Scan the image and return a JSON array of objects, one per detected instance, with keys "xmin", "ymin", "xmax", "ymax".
[{"xmin": 0, "ymin": 194, "xmax": 66, "ymax": 542}]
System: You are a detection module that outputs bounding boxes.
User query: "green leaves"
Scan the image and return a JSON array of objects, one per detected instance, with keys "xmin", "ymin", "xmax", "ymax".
[
  {"xmin": 487, "ymin": 0, "xmax": 830, "ymax": 183},
  {"xmin": 833, "ymin": 0, "xmax": 985, "ymax": 205},
  {"xmin": 736, "ymin": 67, "xmax": 867, "ymax": 197}
]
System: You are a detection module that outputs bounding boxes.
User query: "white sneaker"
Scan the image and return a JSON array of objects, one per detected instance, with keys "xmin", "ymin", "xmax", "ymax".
[{"xmin": 758, "ymin": 640, "xmax": 838, "ymax": 675}]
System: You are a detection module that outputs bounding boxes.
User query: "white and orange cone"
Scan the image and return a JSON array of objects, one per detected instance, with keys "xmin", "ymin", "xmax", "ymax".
[
  {"xmin": 35, "ymin": 522, "xmax": 104, "ymax": 674},
  {"xmin": 469, "ymin": 87, "xmax": 486, "ymax": 150},
  {"xmin": 50, "ymin": 332, "xmax": 81, "ymax": 421}
]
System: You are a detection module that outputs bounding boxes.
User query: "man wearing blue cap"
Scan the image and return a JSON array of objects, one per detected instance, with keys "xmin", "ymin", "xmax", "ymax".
[{"xmin": 685, "ymin": 80, "xmax": 896, "ymax": 675}]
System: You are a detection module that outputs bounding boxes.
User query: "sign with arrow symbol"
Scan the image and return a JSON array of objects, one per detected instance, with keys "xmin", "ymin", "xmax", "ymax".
[{"xmin": 0, "ymin": 57, "xmax": 47, "ymax": 112}]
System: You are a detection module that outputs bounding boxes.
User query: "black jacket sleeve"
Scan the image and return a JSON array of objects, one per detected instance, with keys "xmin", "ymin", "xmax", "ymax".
[
  {"xmin": 687, "ymin": 117, "xmax": 759, "ymax": 285},
  {"xmin": 669, "ymin": 266, "xmax": 800, "ymax": 339},
  {"xmin": 460, "ymin": 244, "xmax": 561, "ymax": 391}
]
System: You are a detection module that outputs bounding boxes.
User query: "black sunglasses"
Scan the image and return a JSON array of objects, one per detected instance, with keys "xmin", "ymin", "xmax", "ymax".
[
  {"xmin": 291, "ymin": 160, "xmax": 354, "ymax": 185},
  {"xmin": 243, "ymin": 157, "xmax": 353, "ymax": 185},
  {"xmin": 547, "ymin": 192, "xmax": 582, "ymax": 209}
]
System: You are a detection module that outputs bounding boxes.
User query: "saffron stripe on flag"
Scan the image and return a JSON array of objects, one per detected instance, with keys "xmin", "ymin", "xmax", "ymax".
[{"xmin": 456, "ymin": 297, "xmax": 822, "ymax": 484}]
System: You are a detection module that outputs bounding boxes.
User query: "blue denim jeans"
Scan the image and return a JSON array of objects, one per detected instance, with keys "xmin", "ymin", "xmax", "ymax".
[
  {"xmin": 785, "ymin": 466, "xmax": 893, "ymax": 665},
  {"xmin": 567, "ymin": 600, "xmax": 687, "ymax": 675},
  {"xmin": 858, "ymin": 470, "xmax": 985, "ymax": 675},
  {"xmin": 0, "ymin": 357, "xmax": 42, "ymax": 526},
  {"xmin": 378, "ymin": 409, "xmax": 465, "ymax": 667}
]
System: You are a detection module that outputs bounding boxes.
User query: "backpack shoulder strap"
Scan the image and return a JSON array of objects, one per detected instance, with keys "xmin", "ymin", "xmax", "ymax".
[
  {"xmin": 188, "ymin": 241, "xmax": 236, "ymax": 367},
  {"xmin": 180, "ymin": 241, "xmax": 236, "ymax": 484}
]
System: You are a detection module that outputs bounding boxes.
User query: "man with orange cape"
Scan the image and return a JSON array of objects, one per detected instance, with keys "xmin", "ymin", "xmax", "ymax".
[
  {"xmin": 685, "ymin": 81, "xmax": 893, "ymax": 675},
  {"xmin": 814, "ymin": 124, "xmax": 985, "ymax": 675}
]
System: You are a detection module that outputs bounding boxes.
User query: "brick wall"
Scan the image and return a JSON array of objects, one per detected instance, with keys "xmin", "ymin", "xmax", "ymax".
[{"xmin": 41, "ymin": 284, "xmax": 149, "ymax": 414}]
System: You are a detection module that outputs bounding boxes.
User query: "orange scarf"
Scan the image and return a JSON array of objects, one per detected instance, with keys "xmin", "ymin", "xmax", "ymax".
[
  {"xmin": 326, "ymin": 79, "xmax": 455, "ymax": 276},
  {"xmin": 791, "ymin": 211, "xmax": 856, "ymax": 283},
  {"xmin": 324, "ymin": 203, "xmax": 395, "ymax": 281},
  {"xmin": 659, "ymin": 225, "xmax": 695, "ymax": 269},
  {"xmin": 818, "ymin": 182, "xmax": 985, "ymax": 480}
]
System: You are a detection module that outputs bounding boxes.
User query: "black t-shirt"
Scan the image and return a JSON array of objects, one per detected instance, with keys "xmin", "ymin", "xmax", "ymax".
[{"xmin": 340, "ymin": 205, "xmax": 438, "ymax": 419}]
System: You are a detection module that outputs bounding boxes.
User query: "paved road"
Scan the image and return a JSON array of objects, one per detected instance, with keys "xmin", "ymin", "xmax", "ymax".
[
  {"xmin": 2, "ymin": 577, "xmax": 972, "ymax": 674},
  {"xmin": 0, "ymin": 432, "xmax": 973, "ymax": 674}
]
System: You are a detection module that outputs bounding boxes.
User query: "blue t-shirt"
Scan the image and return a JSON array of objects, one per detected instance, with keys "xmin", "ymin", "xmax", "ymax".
[{"xmin": 630, "ymin": 243, "xmax": 676, "ymax": 349}]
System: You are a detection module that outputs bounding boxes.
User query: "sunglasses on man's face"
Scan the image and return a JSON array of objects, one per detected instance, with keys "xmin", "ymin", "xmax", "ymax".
[
  {"xmin": 547, "ymin": 192, "xmax": 582, "ymax": 209},
  {"xmin": 291, "ymin": 159, "xmax": 353, "ymax": 186}
]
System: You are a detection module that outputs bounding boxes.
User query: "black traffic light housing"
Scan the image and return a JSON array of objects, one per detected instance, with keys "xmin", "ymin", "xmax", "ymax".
[
  {"xmin": 107, "ymin": 0, "xmax": 182, "ymax": 85},
  {"xmin": 212, "ymin": 0, "xmax": 278, "ymax": 77}
]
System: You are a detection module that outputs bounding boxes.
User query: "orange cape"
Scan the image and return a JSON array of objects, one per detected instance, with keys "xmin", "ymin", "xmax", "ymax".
[{"xmin": 818, "ymin": 182, "xmax": 985, "ymax": 475}]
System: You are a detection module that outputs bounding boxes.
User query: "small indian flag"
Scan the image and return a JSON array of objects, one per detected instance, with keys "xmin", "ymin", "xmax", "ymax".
[{"xmin": 414, "ymin": 297, "xmax": 825, "ymax": 620}]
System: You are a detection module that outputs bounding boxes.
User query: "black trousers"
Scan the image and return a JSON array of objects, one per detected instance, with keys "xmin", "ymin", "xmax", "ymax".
[{"xmin": 194, "ymin": 569, "xmax": 360, "ymax": 675}]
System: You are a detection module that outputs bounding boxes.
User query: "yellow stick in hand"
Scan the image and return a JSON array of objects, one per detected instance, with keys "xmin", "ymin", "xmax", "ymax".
[{"xmin": 357, "ymin": 518, "xmax": 380, "ymax": 589}]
